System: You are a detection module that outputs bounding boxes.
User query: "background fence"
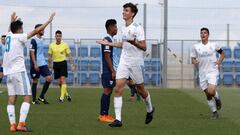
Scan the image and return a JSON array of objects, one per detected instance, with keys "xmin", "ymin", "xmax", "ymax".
[{"xmin": 1, "ymin": 39, "xmax": 239, "ymax": 88}]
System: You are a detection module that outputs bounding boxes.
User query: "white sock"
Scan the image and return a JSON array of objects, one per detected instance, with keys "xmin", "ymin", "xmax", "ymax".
[
  {"xmin": 7, "ymin": 105, "xmax": 16, "ymax": 124},
  {"xmin": 144, "ymin": 92, "xmax": 153, "ymax": 113},
  {"xmin": 114, "ymin": 96, "xmax": 122, "ymax": 121},
  {"xmin": 19, "ymin": 102, "xmax": 30, "ymax": 123},
  {"xmin": 214, "ymin": 91, "xmax": 220, "ymax": 100},
  {"xmin": 207, "ymin": 98, "xmax": 217, "ymax": 112}
]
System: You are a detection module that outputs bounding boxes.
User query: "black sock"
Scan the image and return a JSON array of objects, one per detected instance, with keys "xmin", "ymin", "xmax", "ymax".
[
  {"xmin": 0, "ymin": 78, "xmax": 2, "ymax": 83},
  {"xmin": 106, "ymin": 94, "xmax": 111, "ymax": 114},
  {"xmin": 40, "ymin": 81, "xmax": 50, "ymax": 99},
  {"xmin": 31, "ymin": 83, "xmax": 37, "ymax": 101},
  {"xmin": 129, "ymin": 84, "xmax": 137, "ymax": 97},
  {"xmin": 100, "ymin": 93, "xmax": 109, "ymax": 115}
]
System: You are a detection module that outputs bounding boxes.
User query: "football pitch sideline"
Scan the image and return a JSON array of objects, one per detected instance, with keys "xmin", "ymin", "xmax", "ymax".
[{"xmin": 0, "ymin": 88, "xmax": 240, "ymax": 135}]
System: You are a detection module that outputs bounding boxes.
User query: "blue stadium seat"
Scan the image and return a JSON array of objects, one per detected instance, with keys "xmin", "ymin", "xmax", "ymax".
[
  {"xmin": 235, "ymin": 60, "xmax": 240, "ymax": 72},
  {"xmin": 66, "ymin": 72, "xmax": 74, "ymax": 84},
  {"xmin": 222, "ymin": 47, "xmax": 232, "ymax": 59},
  {"xmin": 89, "ymin": 60, "xmax": 101, "ymax": 71},
  {"xmin": 236, "ymin": 73, "xmax": 240, "ymax": 86},
  {"xmin": 78, "ymin": 72, "xmax": 88, "ymax": 85},
  {"xmin": 144, "ymin": 59, "xmax": 151, "ymax": 72},
  {"xmin": 223, "ymin": 73, "xmax": 233, "ymax": 85},
  {"xmin": 78, "ymin": 46, "xmax": 88, "ymax": 57},
  {"xmin": 234, "ymin": 46, "xmax": 240, "ymax": 59},
  {"xmin": 89, "ymin": 72, "xmax": 100, "ymax": 84},
  {"xmin": 69, "ymin": 46, "xmax": 76, "ymax": 58},
  {"xmin": 78, "ymin": 59, "xmax": 88, "ymax": 71},
  {"xmin": 90, "ymin": 46, "xmax": 101, "ymax": 58},
  {"xmin": 222, "ymin": 60, "xmax": 233, "ymax": 72},
  {"xmin": 144, "ymin": 72, "xmax": 150, "ymax": 85},
  {"xmin": 151, "ymin": 72, "xmax": 161, "ymax": 85},
  {"xmin": 151, "ymin": 59, "xmax": 161, "ymax": 72}
]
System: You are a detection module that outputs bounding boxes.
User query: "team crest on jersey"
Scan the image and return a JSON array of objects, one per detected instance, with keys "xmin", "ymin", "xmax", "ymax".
[{"xmin": 109, "ymin": 80, "xmax": 113, "ymax": 85}]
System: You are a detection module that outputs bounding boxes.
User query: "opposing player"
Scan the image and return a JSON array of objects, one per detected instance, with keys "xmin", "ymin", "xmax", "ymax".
[
  {"xmin": 97, "ymin": 3, "xmax": 154, "ymax": 127},
  {"xmin": 48, "ymin": 30, "xmax": 76, "ymax": 103},
  {"xmin": 98, "ymin": 19, "xmax": 117, "ymax": 123},
  {"xmin": 29, "ymin": 24, "xmax": 52, "ymax": 105},
  {"xmin": 0, "ymin": 35, "xmax": 6, "ymax": 84},
  {"xmin": 191, "ymin": 27, "xmax": 224, "ymax": 119},
  {"xmin": 4, "ymin": 12, "xmax": 55, "ymax": 132}
]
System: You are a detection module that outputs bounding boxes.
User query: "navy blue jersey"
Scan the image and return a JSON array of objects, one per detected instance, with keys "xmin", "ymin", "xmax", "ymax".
[{"xmin": 101, "ymin": 36, "xmax": 113, "ymax": 74}]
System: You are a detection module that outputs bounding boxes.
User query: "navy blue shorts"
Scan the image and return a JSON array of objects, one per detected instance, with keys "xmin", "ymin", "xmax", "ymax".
[
  {"xmin": 101, "ymin": 73, "xmax": 115, "ymax": 89},
  {"xmin": 0, "ymin": 66, "xmax": 3, "ymax": 72},
  {"xmin": 30, "ymin": 65, "xmax": 51, "ymax": 79}
]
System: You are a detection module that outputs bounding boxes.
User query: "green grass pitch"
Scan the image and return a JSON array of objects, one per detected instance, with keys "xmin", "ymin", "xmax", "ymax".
[{"xmin": 0, "ymin": 88, "xmax": 240, "ymax": 135}]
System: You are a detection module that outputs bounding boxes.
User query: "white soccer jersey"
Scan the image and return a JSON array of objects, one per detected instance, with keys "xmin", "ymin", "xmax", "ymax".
[
  {"xmin": 191, "ymin": 42, "xmax": 221, "ymax": 79},
  {"xmin": 3, "ymin": 32, "xmax": 28, "ymax": 75},
  {"xmin": 120, "ymin": 22, "xmax": 145, "ymax": 66}
]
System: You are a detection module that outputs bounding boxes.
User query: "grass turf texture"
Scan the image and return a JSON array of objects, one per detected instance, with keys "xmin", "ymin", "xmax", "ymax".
[{"xmin": 0, "ymin": 88, "xmax": 240, "ymax": 135}]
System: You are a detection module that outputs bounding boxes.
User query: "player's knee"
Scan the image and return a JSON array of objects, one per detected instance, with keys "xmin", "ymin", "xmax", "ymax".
[
  {"xmin": 23, "ymin": 96, "xmax": 31, "ymax": 103},
  {"xmin": 46, "ymin": 76, "xmax": 52, "ymax": 83},
  {"xmin": 103, "ymin": 88, "xmax": 113, "ymax": 95}
]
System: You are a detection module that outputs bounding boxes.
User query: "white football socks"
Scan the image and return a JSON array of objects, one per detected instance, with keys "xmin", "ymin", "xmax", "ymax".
[
  {"xmin": 207, "ymin": 98, "xmax": 217, "ymax": 112},
  {"xmin": 7, "ymin": 105, "xmax": 16, "ymax": 124},
  {"xmin": 214, "ymin": 91, "xmax": 220, "ymax": 100},
  {"xmin": 114, "ymin": 96, "xmax": 122, "ymax": 121},
  {"xmin": 19, "ymin": 102, "xmax": 30, "ymax": 123},
  {"xmin": 144, "ymin": 92, "xmax": 153, "ymax": 113}
]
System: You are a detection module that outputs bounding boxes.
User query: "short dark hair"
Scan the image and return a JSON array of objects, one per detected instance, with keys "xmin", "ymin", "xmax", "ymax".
[
  {"xmin": 10, "ymin": 20, "xmax": 23, "ymax": 33},
  {"xmin": 35, "ymin": 24, "xmax": 42, "ymax": 29},
  {"xmin": 1, "ymin": 35, "xmax": 6, "ymax": 38},
  {"xmin": 123, "ymin": 3, "xmax": 138, "ymax": 18},
  {"xmin": 105, "ymin": 19, "xmax": 117, "ymax": 31},
  {"xmin": 200, "ymin": 27, "xmax": 210, "ymax": 34},
  {"xmin": 55, "ymin": 30, "xmax": 62, "ymax": 35}
]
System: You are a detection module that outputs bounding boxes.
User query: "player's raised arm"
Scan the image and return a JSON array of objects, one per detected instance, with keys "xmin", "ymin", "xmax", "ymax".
[
  {"xmin": 96, "ymin": 40, "xmax": 123, "ymax": 48},
  {"xmin": 27, "ymin": 13, "xmax": 55, "ymax": 39},
  {"xmin": 8, "ymin": 12, "xmax": 18, "ymax": 32}
]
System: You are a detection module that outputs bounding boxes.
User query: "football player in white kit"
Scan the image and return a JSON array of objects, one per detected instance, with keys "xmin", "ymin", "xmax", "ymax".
[
  {"xmin": 4, "ymin": 12, "xmax": 55, "ymax": 132},
  {"xmin": 97, "ymin": 3, "xmax": 154, "ymax": 127},
  {"xmin": 191, "ymin": 28, "xmax": 225, "ymax": 119}
]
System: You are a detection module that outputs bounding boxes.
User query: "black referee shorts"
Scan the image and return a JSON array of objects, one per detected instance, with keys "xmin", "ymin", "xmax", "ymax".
[{"xmin": 53, "ymin": 60, "xmax": 68, "ymax": 79}]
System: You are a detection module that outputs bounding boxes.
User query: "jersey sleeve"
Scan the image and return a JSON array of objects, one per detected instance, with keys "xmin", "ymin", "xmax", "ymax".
[
  {"xmin": 190, "ymin": 46, "xmax": 197, "ymax": 58},
  {"xmin": 103, "ymin": 37, "xmax": 112, "ymax": 53},
  {"xmin": 135, "ymin": 25, "xmax": 145, "ymax": 41},
  {"xmin": 29, "ymin": 39, "xmax": 37, "ymax": 51},
  {"xmin": 48, "ymin": 43, "xmax": 53, "ymax": 54},
  {"xmin": 214, "ymin": 43, "xmax": 222, "ymax": 51},
  {"xmin": 65, "ymin": 43, "xmax": 71, "ymax": 54},
  {"xmin": 18, "ymin": 33, "xmax": 28, "ymax": 43}
]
